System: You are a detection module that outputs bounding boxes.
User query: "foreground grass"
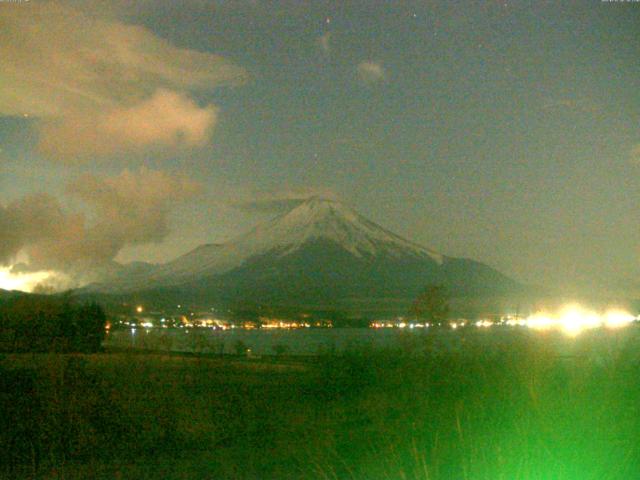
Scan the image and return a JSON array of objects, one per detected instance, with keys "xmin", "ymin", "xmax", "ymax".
[{"xmin": 2, "ymin": 328, "xmax": 640, "ymax": 479}]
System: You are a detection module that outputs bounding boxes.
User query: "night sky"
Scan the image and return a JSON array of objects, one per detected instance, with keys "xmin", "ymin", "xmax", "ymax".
[{"xmin": 0, "ymin": 0, "xmax": 638, "ymax": 293}]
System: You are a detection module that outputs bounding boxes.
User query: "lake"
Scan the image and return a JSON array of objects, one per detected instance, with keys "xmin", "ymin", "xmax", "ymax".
[{"xmin": 104, "ymin": 325, "xmax": 640, "ymax": 357}]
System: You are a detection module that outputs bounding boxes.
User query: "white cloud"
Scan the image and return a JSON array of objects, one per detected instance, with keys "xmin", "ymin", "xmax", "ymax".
[
  {"xmin": 0, "ymin": 2, "xmax": 246, "ymax": 160},
  {"xmin": 38, "ymin": 89, "xmax": 218, "ymax": 159},
  {"xmin": 357, "ymin": 61, "xmax": 386, "ymax": 84}
]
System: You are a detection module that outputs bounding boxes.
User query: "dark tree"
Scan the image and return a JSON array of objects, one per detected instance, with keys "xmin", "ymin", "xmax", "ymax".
[
  {"xmin": 272, "ymin": 343, "xmax": 288, "ymax": 357},
  {"xmin": 0, "ymin": 296, "xmax": 107, "ymax": 353},
  {"xmin": 410, "ymin": 285, "xmax": 450, "ymax": 326},
  {"xmin": 234, "ymin": 340, "xmax": 248, "ymax": 356},
  {"xmin": 74, "ymin": 302, "xmax": 107, "ymax": 352}
]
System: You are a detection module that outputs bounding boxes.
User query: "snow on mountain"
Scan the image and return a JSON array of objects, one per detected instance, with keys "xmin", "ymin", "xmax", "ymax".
[
  {"xmin": 239, "ymin": 197, "xmax": 443, "ymax": 262},
  {"xmin": 154, "ymin": 197, "xmax": 441, "ymax": 281},
  {"xmin": 94, "ymin": 197, "xmax": 444, "ymax": 292}
]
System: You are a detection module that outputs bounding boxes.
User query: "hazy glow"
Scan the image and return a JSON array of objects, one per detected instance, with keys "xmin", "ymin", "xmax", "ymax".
[
  {"xmin": 475, "ymin": 320, "xmax": 493, "ymax": 328},
  {"xmin": 603, "ymin": 310, "xmax": 636, "ymax": 330},
  {"xmin": 522, "ymin": 304, "xmax": 637, "ymax": 336},
  {"xmin": 0, "ymin": 267, "xmax": 55, "ymax": 292},
  {"xmin": 559, "ymin": 305, "xmax": 600, "ymax": 337},
  {"xmin": 526, "ymin": 313, "xmax": 554, "ymax": 331}
]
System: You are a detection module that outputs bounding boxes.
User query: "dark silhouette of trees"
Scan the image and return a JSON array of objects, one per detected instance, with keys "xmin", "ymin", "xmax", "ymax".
[
  {"xmin": 0, "ymin": 295, "xmax": 107, "ymax": 353},
  {"xmin": 73, "ymin": 302, "xmax": 107, "ymax": 352},
  {"xmin": 272, "ymin": 343, "xmax": 288, "ymax": 357},
  {"xmin": 234, "ymin": 340, "xmax": 248, "ymax": 356},
  {"xmin": 410, "ymin": 285, "xmax": 450, "ymax": 326}
]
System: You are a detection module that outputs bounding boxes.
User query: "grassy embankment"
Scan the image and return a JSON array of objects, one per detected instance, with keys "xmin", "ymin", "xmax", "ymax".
[{"xmin": 2, "ymin": 328, "xmax": 640, "ymax": 479}]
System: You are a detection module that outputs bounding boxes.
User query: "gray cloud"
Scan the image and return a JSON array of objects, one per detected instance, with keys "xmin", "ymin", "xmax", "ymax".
[
  {"xmin": 235, "ymin": 188, "xmax": 340, "ymax": 214},
  {"xmin": 540, "ymin": 98, "xmax": 601, "ymax": 114},
  {"xmin": 0, "ymin": 168, "xmax": 201, "ymax": 273}
]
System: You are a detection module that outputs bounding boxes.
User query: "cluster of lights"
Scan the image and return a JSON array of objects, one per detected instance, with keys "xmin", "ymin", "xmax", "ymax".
[
  {"xmin": 262, "ymin": 321, "xmax": 311, "ymax": 329},
  {"xmin": 516, "ymin": 305, "xmax": 637, "ymax": 337},
  {"xmin": 475, "ymin": 320, "xmax": 493, "ymax": 328},
  {"xmin": 478, "ymin": 305, "xmax": 637, "ymax": 336},
  {"xmin": 184, "ymin": 318, "xmax": 232, "ymax": 329},
  {"xmin": 370, "ymin": 305, "xmax": 637, "ymax": 337},
  {"xmin": 259, "ymin": 318, "xmax": 333, "ymax": 329},
  {"xmin": 119, "ymin": 304, "xmax": 636, "ymax": 338},
  {"xmin": 370, "ymin": 321, "xmax": 430, "ymax": 329},
  {"xmin": 119, "ymin": 310, "xmax": 335, "ymax": 331}
]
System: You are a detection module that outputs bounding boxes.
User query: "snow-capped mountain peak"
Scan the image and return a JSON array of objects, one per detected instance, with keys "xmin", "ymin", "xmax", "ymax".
[
  {"xmin": 235, "ymin": 197, "xmax": 443, "ymax": 262},
  {"xmin": 93, "ymin": 197, "xmax": 444, "ymax": 291}
]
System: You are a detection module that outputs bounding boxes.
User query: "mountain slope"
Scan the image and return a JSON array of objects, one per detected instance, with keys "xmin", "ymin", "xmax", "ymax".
[
  {"xmin": 159, "ymin": 197, "xmax": 442, "ymax": 280},
  {"xmin": 89, "ymin": 197, "xmax": 518, "ymax": 306}
]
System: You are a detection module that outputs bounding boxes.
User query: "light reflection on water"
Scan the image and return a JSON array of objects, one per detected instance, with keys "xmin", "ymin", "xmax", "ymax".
[{"xmin": 104, "ymin": 325, "xmax": 640, "ymax": 357}]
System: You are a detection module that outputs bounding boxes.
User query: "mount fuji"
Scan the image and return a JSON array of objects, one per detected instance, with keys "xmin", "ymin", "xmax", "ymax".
[{"xmin": 89, "ymin": 197, "xmax": 518, "ymax": 308}]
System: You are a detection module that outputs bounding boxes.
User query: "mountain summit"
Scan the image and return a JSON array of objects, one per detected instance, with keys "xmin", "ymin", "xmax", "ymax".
[
  {"xmin": 249, "ymin": 197, "xmax": 444, "ymax": 262},
  {"xmin": 169, "ymin": 197, "xmax": 444, "ymax": 276},
  {"xmin": 91, "ymin": 197, "xmax": 518, "ymax": 307}
]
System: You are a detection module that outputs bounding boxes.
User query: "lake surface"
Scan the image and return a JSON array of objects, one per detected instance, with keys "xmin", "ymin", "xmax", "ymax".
[{"xmin": 104, "ymin": 325, "xmax": 640, "ymax": 357}]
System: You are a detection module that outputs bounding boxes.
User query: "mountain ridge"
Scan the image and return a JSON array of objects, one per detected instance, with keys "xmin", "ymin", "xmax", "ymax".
[{"xmin": 87, "ymin": 198, "xmax": 519, "ymax": 307}]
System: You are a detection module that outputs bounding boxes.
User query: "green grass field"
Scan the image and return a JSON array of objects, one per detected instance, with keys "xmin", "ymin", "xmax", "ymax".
[{"xmin": 2, "ymin": 328, "xmax": 640, "ymax": 479}]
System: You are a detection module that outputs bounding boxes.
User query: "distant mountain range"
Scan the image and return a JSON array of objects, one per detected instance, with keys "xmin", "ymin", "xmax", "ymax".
[
  {"xmin": 0, "ymin": 288, "xmax": 29, "ymax": 301},
  {"xmin": 86, "ymin": 197, "xmax": 520, "ymax": 310}
]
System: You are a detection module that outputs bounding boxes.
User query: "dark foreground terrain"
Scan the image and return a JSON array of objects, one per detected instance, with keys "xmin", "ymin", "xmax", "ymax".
[{"xmin": 2, "ymin": 329, "xmax": 640, "ymax": 479}]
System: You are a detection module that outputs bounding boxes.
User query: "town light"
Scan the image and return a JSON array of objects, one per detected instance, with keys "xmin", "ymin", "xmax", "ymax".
[
  {"xmin": 521, "ymin": 304, "xmax": 637, "ymax": 337},
  {"xmin": 603, "ymin": 310, "xmax": 636, "ymax": 329}
]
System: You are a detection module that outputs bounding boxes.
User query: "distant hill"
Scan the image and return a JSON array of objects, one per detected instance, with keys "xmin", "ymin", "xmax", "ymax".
[
  {"xmin": 0, "ymin": 288, "xmax": 25, "ymax": 300},
  {"xmin": 86, "ymin": 197, "xmax": 521, "ymax": 311}
]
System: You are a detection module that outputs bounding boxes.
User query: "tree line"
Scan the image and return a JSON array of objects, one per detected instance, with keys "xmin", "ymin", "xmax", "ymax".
[
  {"xmin": 409, "ymin": 285, "xmax": 450, "ymax": 325},
  {"xmin": 0, "ymin": 295, "xmax": 107, "ymax": 353}
]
